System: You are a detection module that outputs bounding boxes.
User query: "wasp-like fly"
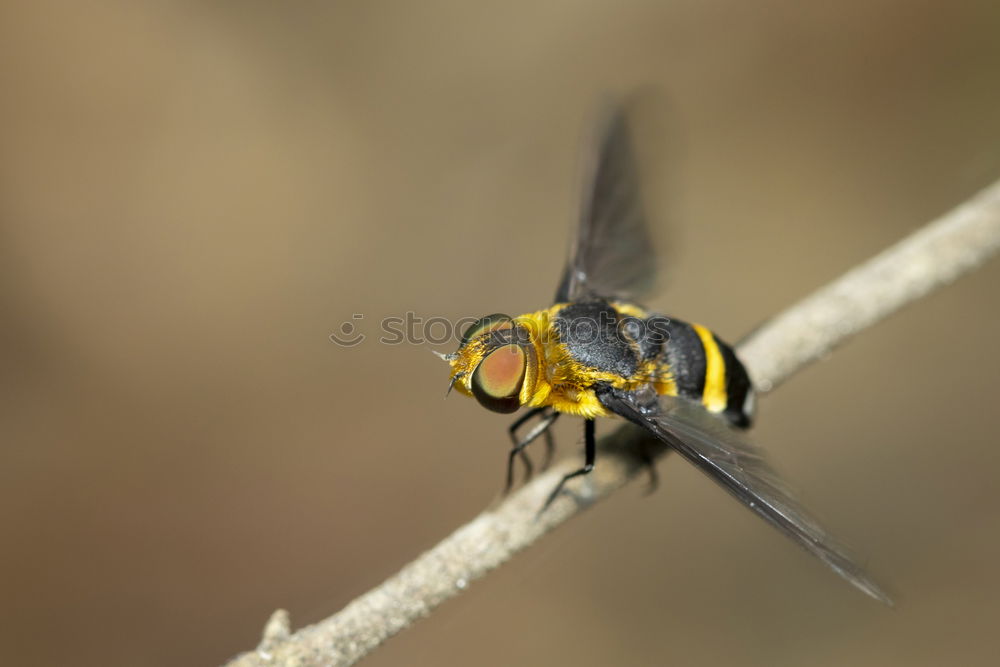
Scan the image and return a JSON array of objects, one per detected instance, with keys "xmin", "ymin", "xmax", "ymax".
[{"xmin": 442, "ymin": 106, "xmax": 890, "ymax": 603}]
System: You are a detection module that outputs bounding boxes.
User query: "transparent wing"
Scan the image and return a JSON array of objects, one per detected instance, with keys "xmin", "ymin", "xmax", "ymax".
[
  {"xmin": 555, "ymin": 104, "xmax": 656, "ymax": 303},
  {"xmin": 596, "ymin": 385, "xmax": 892, "ymax": 604}
]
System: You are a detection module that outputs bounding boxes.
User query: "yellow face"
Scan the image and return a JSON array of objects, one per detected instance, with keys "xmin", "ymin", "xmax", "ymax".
[{"xmin": 447, "ymin": 314, "xmax": 539, "ymax": 414}]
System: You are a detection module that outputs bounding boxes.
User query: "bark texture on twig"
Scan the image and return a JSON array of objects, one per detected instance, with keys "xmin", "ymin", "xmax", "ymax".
[
  {"xmin": 224, "ymin": 179, "xmax": 1000, "ymax": 667},
  {"xmin": 738, "ymin": 180, "xmax": 1000, "ymax": 392}
]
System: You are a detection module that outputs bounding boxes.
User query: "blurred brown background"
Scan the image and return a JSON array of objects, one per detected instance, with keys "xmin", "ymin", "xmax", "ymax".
[{"xmin": 3, "ymin": 2, "xmax": 1000, "ymax": 666}]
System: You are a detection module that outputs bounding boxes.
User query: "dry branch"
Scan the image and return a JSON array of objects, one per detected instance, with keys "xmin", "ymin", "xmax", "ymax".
[{"xmin": 225, "ymin": 179, "xmax": 1000, "ymax": 667}]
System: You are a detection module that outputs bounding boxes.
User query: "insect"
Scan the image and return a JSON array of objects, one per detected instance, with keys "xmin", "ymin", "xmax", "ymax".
[{"xmin": 442, "ymin": 105, "xmax": 891, "ymax": 603}]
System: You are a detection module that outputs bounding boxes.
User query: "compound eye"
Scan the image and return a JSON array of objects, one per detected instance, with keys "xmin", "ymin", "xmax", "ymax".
[
  {"xmin": 461, "ymin": 313, "xmax": 513, "ymax": 344},
  {"xmin": 471, "ymin": 344, "xmax": 526, "ymax": 413}
]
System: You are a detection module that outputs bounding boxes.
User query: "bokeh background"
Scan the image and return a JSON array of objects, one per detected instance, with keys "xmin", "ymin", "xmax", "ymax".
[{"xmin": 3, "ymin": 2, "xmax": 1000, "ymax": 666}]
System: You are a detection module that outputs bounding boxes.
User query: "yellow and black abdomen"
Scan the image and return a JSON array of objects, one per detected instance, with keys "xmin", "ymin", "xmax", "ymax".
[
  {"xmin": 550, "ymin": 300, "xmax": 754, "ymax": 428},
  {"xmin": 655, "ymin": 316, "xmax": 754, "ymax": 428}
]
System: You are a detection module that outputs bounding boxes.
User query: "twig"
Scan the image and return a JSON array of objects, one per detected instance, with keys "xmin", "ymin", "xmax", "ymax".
[
  {"xmin": 738, "ymin": 180, "xmax": 1000, "ymax": 392},
  {"xmin": 224, "ymin": 179, "xmax": 1000, "ymax": 667}
]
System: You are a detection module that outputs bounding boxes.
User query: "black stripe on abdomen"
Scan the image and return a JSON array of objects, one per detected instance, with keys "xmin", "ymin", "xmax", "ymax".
[
  {"xmin": 716, "ymin": 335, "xmax": 754, "ymax": 429},
  {"xmin": 662, "ymin": 318, "xmax": 706, "ymax": 401}
]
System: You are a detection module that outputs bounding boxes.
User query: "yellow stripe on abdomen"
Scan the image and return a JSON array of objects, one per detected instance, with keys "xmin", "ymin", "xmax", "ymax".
[{"xmin": 691, "ymin": 323, "xmax": 728, "ymax": 413}]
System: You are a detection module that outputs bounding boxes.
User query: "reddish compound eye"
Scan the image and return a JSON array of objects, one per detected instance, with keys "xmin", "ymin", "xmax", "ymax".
[{"xmin": 471, "ymin": 345, "xmax": 526, "ymax": 413}]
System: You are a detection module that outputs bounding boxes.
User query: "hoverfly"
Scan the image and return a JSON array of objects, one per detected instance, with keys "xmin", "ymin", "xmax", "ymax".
[{"xmin": 442, "ymin": 105, "xmax": 890, "ymax": 603}]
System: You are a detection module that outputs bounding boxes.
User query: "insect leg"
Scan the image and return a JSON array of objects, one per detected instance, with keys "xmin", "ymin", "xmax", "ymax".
[
  {"xmin": 538, "ymin": 424, "xmax": 556, "ymax": 471},
  {"xmin": 637, "ymin": 437, "xmax": 660, "ymax": 495},
  {"xmin": 541, "ymin": 419, "xmax": 596, "ymax": 512},
  {"xmin": 505, "ymin": 408, "xmax": 559, "ymax": 493}
]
